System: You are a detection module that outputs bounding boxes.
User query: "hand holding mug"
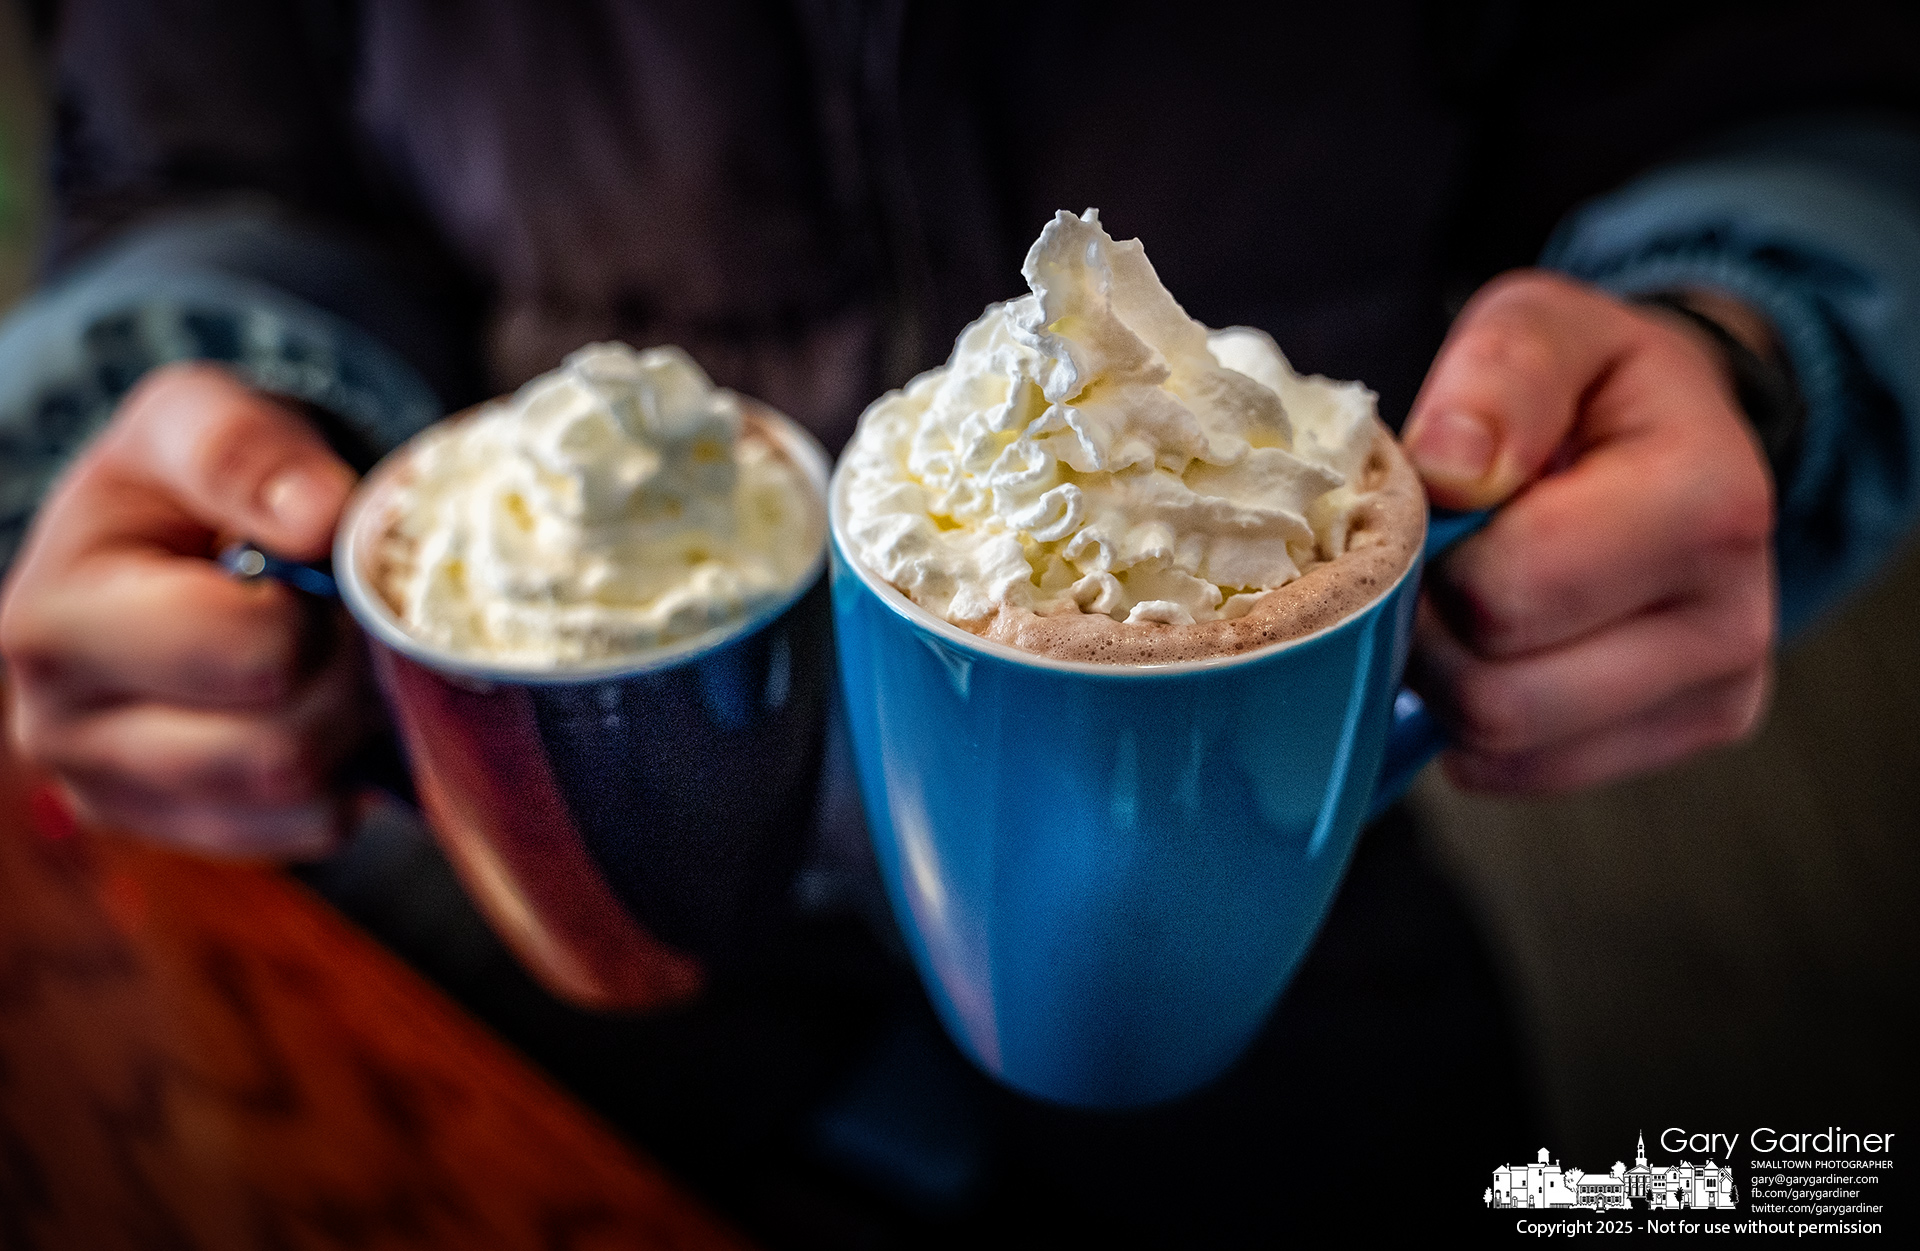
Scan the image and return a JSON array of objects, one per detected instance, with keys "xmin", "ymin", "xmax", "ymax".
[
  {"xmin": 0, "ymin": 363, "xmax": 373, "ymax": 857},
  {"xmin": 1403, "ymin": 271, "xmax": 1778, "ymax": 794}
]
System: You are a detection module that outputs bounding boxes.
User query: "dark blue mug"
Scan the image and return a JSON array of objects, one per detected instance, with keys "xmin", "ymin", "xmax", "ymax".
[
  {"xmin": 336, "ymin": 401, "xmax": 833, "ymax": 1011},
  {"xmin": 829, "ymin": 466, "xmax": 1483, "ymax": 1108}
]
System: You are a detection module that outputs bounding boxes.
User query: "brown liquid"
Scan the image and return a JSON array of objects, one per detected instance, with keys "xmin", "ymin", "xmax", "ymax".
[{"xmin": 977, "ymin": 422, "xmax": 1425, "ymax": 663}]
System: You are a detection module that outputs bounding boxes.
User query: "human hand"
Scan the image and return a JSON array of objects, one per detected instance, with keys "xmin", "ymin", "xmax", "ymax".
[
  {"xmin": 1, "ymin": 363, "xmax": 373, "ymax": 857},
  {"xmin": 1401, "ymin": 271, "xmax": 1776, "ymax": 794}
]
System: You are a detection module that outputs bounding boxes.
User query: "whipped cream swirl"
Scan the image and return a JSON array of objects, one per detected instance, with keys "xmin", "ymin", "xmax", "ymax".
[
  {"xmin": 384, "ymin": 342, "xmax": 819, "ymax": 664},
  {"xmin": 839, "ymin": 209, "xmax": 1380, "ymax": 628}
]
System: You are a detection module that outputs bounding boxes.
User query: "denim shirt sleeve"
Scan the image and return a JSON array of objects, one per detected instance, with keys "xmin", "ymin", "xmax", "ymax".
[
  {"xmin": 1542, "ymin": 120, "xmax": 1920, "ymax": 638},
  {"xmin": 0, "ymin": 208, "xmax": 447, "ymax": 571}
]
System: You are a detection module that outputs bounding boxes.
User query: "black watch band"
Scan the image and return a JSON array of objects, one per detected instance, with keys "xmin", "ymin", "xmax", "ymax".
[{"xmin": 1632, "ymin": 291, "xmax": 1806, "ymax": 483}]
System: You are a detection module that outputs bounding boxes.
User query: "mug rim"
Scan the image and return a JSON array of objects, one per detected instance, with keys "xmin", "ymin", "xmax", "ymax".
[
  {"xmin": 336, "ymin": 396, "xmax": 832, "ymax": 687},
  {"xmin": 827, "ymin": 454, "xmax": 1425, "ymax": 680}
]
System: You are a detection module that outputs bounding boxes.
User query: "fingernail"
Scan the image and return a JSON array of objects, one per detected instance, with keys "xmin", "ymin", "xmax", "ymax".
[
  {"xmin": 263, "ymin": 468, "xmax": 328, "ymax": 534},
  {"xmin": 1405, "ymin": 411, "xmax": 1496, "ymax": 484}
]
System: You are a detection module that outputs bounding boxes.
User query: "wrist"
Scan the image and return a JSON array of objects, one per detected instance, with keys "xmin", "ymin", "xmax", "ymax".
[{"xmin": 1631, "ymin": 290, "xmax": 1805, "ymax": 483}]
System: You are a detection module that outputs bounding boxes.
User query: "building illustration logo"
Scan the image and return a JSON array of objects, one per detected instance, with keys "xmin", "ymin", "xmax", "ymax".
[{"xmin": 1486, "ymin": 1133, "xmax": 1739, "ymax": 1210}]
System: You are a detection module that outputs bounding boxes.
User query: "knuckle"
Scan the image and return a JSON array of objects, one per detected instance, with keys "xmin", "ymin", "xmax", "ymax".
[
  {"xmin": 1454, "ymin": 319, "xmax": 1561, "ymax": 389},
  {"xmin": 126, "ymin": 360, "xmax": 233, "ymax": 408},
  {"xmin": 1689, "ymin": 573, "xmax": 1774, "ymax": 676},
  {"xmin": 239, "ymin": 732, "xmax": 328, "ymax": 806},
  {"xmin": 1696, "ymin": 465, "xmax": 1774, "ymax": 551},
  {"xmin": 1441, "ymin": 744, "xmax": 1537, "ymax": 796},
  {"xmin": 5, "ymin": 692, "xmax": 60, "ymax": 768},
  {"xmin": 138, "ymin": 372, "xmax": 293, "ymax": 502},
  {"xmin": 135, "ymin": 359, "xmax": 225, "ymax": 394},
  {"xmin": 1720, "ymin": 668, "xmax": 1771, "ymax": 742},
  {"xmin": 1723, "ymin": 600, "xmax": 1774, "ymax": 670},
  {"xmin": 1447, "ymin": 666, "xmax": 1532, "ymax": 756},
  {"xmin": 117, "ymin": 362, "xmax": 224, "ymax": 443},
  {"xmin": 1471, "ymin": 594, "xmax": 1531, "ymax": 656},
  {"xmin": 219, "ymin": 630, "xmax": 303, "ymax": 704},
  {"xmin": 1470, "ymin": 269, "xmax": 1583, "ymax": 317},
  {"xmin": 185, "ymin": 414, "xmax": 273, "ymax": 495},
  {"xmin": 1653, "ymin": 419, "xmax": 1773, "ymax": 554},
  {"xmin": 0, "ymin": 586, "xmax": 55, "ymax": 667},
  {"xmin": 1442, "ymin": 557, "xmax": 1536, "ymax": 655},
  {"xmin": 167, "ymin": 804, "xmax": 336, "ymax": 860},
  {"xmin": 1689, "ymin": 669, "xmax": 1769, "ymax": 753}
]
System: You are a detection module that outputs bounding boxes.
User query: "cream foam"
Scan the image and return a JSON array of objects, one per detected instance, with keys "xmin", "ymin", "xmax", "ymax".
[
  {"xmin": 838, "ymin": 209, "xmax": 1393, "ymax": 637},
  {"xmin": 379, "ymin": 342, "xmax": 820, "ymax": 665}
]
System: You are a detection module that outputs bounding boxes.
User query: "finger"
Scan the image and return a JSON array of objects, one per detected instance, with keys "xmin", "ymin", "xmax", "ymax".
[
  {"xmin": 1411, "ymin": 578, "xmax": 1772, "ymax": 758},
  {"xmin": 64, "ymin": 779, "xmax": 344, "ymax": 861},
  {"xmin": 1403, "ymin": 272, "xmax": 1640, "ymax": 510},
  {"xmin": 8, "ymin": 550, "xmax": 317, "ymax": 709},
  {"xmin": 55, "ymin": 708, "xmax": 343, "ymax": 810},
  {"xmin": 1429, "ymin": 399, "xmax": 1773, "ymax": 658},
  {"xmin": 27, "ymin": 644, "xmax": 371, "ymax": 808},
  {"xmin": 111, "ymin": 363, "xmax": 356, "ymax": 560},
  {"xmin": 1441, "ymin": 664, "xmax": 1771, "ymax": 796}
]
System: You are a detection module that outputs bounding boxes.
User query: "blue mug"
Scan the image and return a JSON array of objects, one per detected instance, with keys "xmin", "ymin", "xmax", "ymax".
[
  {"xmin": 336, "ymin": 400, "xmax": 834, "ymax": 1011},
  {"xmin": 829, "ymin": 470, "xmax": 1483, "ymax": 1109}
]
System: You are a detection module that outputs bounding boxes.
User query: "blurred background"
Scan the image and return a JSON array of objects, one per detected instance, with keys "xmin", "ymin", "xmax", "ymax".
[{"xmin": 1, "ymin": 0, "xmax": 1910, "ymax": 1182}]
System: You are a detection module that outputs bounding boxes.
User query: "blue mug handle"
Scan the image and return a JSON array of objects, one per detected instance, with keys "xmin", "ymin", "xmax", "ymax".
[
  {"xmin": 1367, "ymin": 508, "xmax": 1492, "ymax": 819},
  {"xmin": 219, "ymin": 540, "xmax": 340, "ymax": 598}
]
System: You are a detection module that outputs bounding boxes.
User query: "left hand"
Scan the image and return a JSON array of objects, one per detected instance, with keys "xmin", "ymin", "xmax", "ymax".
[
  {"xmin": 0, "ymin": 364, "xmax": 372, "ymax": 857},
  {"xmin": 1401, "ymin": 270, "xmax": 1777, "ymax": 794}
]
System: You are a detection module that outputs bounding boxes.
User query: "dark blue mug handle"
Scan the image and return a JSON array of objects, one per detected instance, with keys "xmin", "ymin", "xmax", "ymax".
[
  {"xmin": 219, "ymin": 540, "xmax": 341, "ymax": 598},
  {"xmin": 1366, "ymin": 508, "xmax": 1492, "ymax": 819},
  {"xmin": 218, "ymin": 540, "xmax": 418, "ymax": 800}
]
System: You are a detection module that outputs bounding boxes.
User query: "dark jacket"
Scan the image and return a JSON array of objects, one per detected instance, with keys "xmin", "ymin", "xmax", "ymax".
[
  {"xmin": 4, "ymin": 4, "xmax": 1919, "ymax": 1233},
  {"xmin": 27, "ymin": 1, "xmax": 1916, "ymax": 417},
  {"xmin": 10, "ymin": 1, "xmax": 1920, "ymax": 628}
]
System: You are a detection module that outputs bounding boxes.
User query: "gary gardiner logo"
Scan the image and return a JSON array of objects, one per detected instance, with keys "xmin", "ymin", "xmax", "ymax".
[{"xmin": 1486, "ymin": 1133, "xmax": 1738, "ymax": 1211}]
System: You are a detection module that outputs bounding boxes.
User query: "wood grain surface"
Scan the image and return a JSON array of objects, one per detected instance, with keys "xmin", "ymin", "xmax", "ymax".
[{"xmin": 0, "ymin": 717, "xmax": 756, "ymax": 1251}]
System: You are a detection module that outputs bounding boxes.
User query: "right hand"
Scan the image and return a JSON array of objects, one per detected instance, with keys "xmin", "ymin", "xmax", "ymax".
[
  {"xmin": 1, "ymin": 363, "xmax": 373, "ymax": 858},
  {"xmin": 1400, "ymin": 272, "xmax": 1776, "ymax": 795}
]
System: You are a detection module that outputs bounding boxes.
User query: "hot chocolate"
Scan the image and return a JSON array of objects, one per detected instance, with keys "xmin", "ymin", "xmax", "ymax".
[
  {"xmin": 333, "ymin": 343, "xmax": 834, "ymax": 1011},
  {"xmin": 982, "ymin": 425, "xmax": 1422, "ymax": 663},
  {"xmin": 837, "ymin": 209, "xmax": 1423, "ymax": 664},
  {"xmin": 366, "ymin": 341, "xmax": 823, "ymax": 668}
]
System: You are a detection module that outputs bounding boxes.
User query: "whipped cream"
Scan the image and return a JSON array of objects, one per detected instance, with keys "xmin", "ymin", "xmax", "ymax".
[
  {"xmin": 838, "ymin": 209, "xmax": 1380, "ymax": 628},
  {"xmin": 383, "ymin": 342, "xmax": 819, "ymax": 664}
]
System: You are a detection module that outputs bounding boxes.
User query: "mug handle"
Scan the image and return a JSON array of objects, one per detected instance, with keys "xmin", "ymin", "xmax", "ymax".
[{"xmin": 1366, "ymin": 508, "xmax": 1492, "ymax": 820}]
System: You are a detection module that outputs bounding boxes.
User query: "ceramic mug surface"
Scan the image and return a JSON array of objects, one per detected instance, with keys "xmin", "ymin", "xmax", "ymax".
[
  {"xmin": 336, "ymin": 403, "xmax": 833, "ymax": 1011},
  {"xmin": 829, "ymin": 468, "xmax": 1469, "ymax": 1107}
]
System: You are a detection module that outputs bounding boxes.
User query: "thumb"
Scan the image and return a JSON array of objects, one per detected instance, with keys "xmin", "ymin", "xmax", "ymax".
[
  {"xmin": 1402, "ymin": 272, "xmax": 1636, "ymax": 511},
  {"xmin": 120, "ymin": 363, "xmax": 357, "ymax": 561}
]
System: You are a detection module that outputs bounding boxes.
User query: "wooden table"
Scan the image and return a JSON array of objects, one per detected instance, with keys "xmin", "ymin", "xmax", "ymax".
[{"xmin": 0, "ymin": 710, "xmax": 755, "ymax": 1249}]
